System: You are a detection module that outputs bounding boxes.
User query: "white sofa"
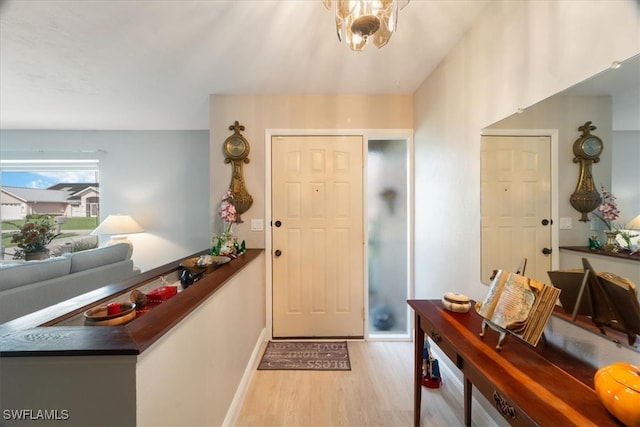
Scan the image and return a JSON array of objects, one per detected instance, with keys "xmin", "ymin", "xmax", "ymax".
[{"xmin": 0, "ymin": 243, "xmax": 138, "ymax": 324}]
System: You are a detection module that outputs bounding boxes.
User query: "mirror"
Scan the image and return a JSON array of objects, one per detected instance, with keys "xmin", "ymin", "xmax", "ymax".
[{"xmin": 481, "ymin": 54, "xmax": 640, "ymax": 349}]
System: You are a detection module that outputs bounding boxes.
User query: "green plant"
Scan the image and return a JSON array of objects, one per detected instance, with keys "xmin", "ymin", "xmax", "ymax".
[
  {"xmin": 211, "ymin": 191, "xmax": 240, "ymax": 256},
  {"xmin": 209, "ymin": 191, "xmax": 246, "ymax": 257},
  {"xmin": 8, "ymin": 215, "xmax": 61, "ymax": 259}
]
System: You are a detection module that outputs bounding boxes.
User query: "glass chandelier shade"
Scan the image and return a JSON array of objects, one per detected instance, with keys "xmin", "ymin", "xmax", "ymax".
[{"xmin": 323, "ymin": 0, "xmax": 410, "ymax": 51}]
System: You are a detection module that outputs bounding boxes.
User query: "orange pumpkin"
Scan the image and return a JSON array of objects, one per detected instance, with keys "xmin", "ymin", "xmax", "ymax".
[{"xmin": 594, "ymin": 362, "xmax": 640, "ymax": 427}]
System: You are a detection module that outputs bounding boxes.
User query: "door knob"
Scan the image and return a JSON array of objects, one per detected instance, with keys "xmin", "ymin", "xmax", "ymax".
[
  {"xmin": 274, "ymin": 249, "xmax": 282, "ymax": 257},
  {"xmin": 542, "ymin": 248, "xmax": 552, "ymax": 255},
  {"xmin": 274, "ymin": 220, "xmax": 282, "ymax": 227},
  {"xmin": 541, "ymin": 219, "xmax": 553, "ymax": 226}
]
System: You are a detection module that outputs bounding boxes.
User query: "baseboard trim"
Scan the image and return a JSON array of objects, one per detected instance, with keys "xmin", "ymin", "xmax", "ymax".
[{"xmin": 222, "ymin": 328, "xmax": 267, "ymax": 427}]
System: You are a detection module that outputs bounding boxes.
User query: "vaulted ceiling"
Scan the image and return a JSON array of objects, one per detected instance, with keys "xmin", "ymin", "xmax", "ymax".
[
  {"xmin": 0, "ymin": 0, "xmax": 490, "ymax": 130},
  {"xmin": 0, "ymin": 0, "xmax": 487, "ymax": 129}
]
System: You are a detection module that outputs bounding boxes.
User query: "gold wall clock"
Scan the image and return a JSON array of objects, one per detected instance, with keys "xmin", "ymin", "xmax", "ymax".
[
  {"xmin": 223, "ymin": 121, "xmax": 253, "ymax": 221},
  {"xmin": 569, "ymin": 121, "xmax": 603, "ymax": 222}
]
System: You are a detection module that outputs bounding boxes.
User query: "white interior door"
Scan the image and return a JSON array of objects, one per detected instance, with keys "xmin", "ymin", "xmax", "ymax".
[
  {"xmin": 481, "ymin": 135, "xmax": 552, "ymax": 283},
  {"xmin": 271, "ymin": 135, "xmax": 364, "ymax": 338}
]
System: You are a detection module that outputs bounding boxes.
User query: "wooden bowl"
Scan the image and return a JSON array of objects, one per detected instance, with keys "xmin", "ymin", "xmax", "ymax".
[
  {"xmin": 84, "ymin": 302, "xmax": 136, "ymax": 326},
  {"xmin": 181, "ymin": 256, "xmax": 231, "ymax": 274}
]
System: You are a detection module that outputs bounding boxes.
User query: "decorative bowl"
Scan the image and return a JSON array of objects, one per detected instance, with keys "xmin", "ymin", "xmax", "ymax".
[
  {"xmin": 196, "ymin": 255, "xmax": 231, "ymax": 267},
  {"xmin": 84, "ymin": 302, "xmax": 136, "ymax": 326},
  {"xmin": 442, "ymin": 292, "xmax": 471, "ymax": 313},
  {"xmin": 180, "ymin": 257, "xmax": 207, "ymax": 274},
  {"xmin": 180, "ymin": 255, "xmax": 231, "ymax": 274},
  {"xmin": 594, "ymin": 362, "xmax": 640, "ymax": 426}
]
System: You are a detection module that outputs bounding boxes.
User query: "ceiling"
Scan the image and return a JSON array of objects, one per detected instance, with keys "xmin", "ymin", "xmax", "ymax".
[
  {"xmin": 0, "ymin": 0, "xmax": 490, "ymax": 131},
  {"xmin": 561, "ymin": 54, "xmax": 640, "ymax": 132}
]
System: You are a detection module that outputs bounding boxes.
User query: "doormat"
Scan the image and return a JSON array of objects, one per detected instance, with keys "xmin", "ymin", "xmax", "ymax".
[{"xmin": 258, "ymin": 341, "xmax": 351, "ymax": 371}]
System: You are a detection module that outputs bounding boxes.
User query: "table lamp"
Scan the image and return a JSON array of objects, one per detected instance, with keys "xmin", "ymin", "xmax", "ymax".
[
  {"xmin": 626, "ymin": 214, "xmax": 640, "ymax": 230},
  {"xmin": 91, "ymin": 214, "xmax": 144, "ymax": 253}
]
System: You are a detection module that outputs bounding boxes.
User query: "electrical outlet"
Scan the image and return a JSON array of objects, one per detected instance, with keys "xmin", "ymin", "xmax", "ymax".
[{"xmin": 251, "ymin": 219, "xmax": 263, "ymax": 231}]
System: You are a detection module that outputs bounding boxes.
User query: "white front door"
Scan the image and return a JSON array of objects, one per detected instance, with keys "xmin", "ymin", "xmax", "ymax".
[
  {"xmin": 271, "ymin": 135, "xmax": 364, "ymax": 338},
  {"xmin": 481, "ymin": 135, "xmax": 552, "ymax": 283}
]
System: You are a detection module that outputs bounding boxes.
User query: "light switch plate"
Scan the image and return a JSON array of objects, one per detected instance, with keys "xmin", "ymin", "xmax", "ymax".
[
  {"xmin": 251, "ymin": 219, "xmax": 264, "ymax": 231},
  {"xmin": 559, "ymin": 217, "xmax": 572, "ymax": 230}
]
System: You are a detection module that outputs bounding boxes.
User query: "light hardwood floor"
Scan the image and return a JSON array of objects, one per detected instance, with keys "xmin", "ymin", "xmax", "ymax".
[{"xmin": 234, "ymin": 340, "xmax": 477, "ymax": 427}]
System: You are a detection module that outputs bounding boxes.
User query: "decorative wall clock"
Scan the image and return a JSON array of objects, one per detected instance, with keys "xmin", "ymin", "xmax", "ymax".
[
  {"xmin": 223, "ymin": 121, "xmax": 253, "ymax": 222},
  {"xmin": 569, "ymin": 121, "xmax": 603, "ymax": 222}
]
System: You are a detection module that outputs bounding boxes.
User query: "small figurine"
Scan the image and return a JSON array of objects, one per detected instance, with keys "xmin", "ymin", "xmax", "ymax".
[
  {"xmin": 422, "ymin": 338, "xmax": 441, "ymax": 388},
  {"xmin": 589, "ymin": 235, "xmax": 601, "ymax": 251}
]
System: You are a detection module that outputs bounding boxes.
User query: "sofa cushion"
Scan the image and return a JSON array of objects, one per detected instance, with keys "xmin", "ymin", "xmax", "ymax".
[
  {"xmin": 0, "ymin": 257, "xmax": 71, "ymax": 292},
  {"xmin": 0, "ymin": 260, "xmax": 25, "ymax": 269},
  {"xmin": 66, "ymin": 243, "xmax": 132, "ymax": 273}
]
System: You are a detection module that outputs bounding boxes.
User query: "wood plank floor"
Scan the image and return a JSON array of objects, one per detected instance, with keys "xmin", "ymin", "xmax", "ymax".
[{"xmin": 234, "ymin": 340, "xmax": 487, "ymax": 427}]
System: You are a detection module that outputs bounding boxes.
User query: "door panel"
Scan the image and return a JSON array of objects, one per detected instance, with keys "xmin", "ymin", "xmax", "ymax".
[
  {"xmin": 481, "ymin": 135, "xmax": 552, "ymax": 283},
  {"xmin": 272, "ymin": 135, "xmax": 364, "ymax": 337}
]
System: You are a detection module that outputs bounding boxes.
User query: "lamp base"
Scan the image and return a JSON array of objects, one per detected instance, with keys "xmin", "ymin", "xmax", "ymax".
[{"xmin": 106, "ymin": 235, "xmax": 134, "ymax": 258}]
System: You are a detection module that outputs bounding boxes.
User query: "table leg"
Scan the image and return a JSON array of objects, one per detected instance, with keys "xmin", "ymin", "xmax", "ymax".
[
  {"xmin": 464, "ymin": 376, "xmax": 472, "ymax": 427},
  {"xmin": 414, "ymin": 312, "xmax": 424, "ymax": 427}
]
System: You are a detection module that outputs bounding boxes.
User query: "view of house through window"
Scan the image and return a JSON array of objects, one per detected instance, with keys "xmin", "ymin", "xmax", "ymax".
[{"xmin": 0, "ymin": 162, "xmax": 100, "ymax": 260}]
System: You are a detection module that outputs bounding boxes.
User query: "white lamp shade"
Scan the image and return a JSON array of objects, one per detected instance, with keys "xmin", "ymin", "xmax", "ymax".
[
  {"xmin": 626, "ymin": 214, "xmax": 640, "ymax": 230},
  {"xmin": 91, "ymin": 214, "xmax": 144, "ymax": 236}
]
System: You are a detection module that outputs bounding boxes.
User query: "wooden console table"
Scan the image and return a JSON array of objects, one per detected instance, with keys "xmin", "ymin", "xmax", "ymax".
[{"xmin": 408, "ymin": 299, "xmax": 619, "ymax": 427}]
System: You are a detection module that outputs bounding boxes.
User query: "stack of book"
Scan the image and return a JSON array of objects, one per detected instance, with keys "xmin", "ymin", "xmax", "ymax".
[
  {"xmin": 476, "ymin": 270, "xmax": 561, "ymax": 348},
  {"xmin": 548, "ymin": 258, "xmax": 640, "ymax": 346}
]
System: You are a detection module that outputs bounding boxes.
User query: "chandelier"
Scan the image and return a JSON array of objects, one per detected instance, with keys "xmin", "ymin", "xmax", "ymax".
[{"xmin": 323, "ymin": 0, "xmax": 410, "ymax": 51}]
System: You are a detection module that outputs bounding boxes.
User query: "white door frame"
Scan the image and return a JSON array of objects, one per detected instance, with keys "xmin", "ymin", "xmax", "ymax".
[
  {"xmin": 265, "ymin": 128, "xmax": 414, "ymax": 340},
  {"xmin": 480, "ymin": 128, "xmax": 560, "ymax": 275}
]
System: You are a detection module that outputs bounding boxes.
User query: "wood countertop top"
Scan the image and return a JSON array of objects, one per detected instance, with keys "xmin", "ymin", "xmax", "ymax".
[{"xmin": 0, "ymin": 249, "xmax": 263, "ymax": 357}]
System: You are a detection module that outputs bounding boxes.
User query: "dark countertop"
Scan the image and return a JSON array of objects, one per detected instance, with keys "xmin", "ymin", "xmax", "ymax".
[
  {"xmin": 0, "ymin": 249, "xmax": 263, "ymax": 357},
  {"xmin": 560, "ymin": 245, "xmax": 640, "ymax": 261}
]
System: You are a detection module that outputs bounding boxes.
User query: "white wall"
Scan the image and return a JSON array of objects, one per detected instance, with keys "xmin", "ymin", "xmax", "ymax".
[
  {"xmin": 1, "ymin": 355, "xmax": 138, "ymax": 426},
  {"xmin": 137, "ymin": 252, "xmax": 266, "ymax": 427},
  {"xmin": 613, "ymin": 130, "xmax": 640, "ymax": 222},
  {"xmin": 412, "ymin": 0, "xmax": 640, "ymax": 390},
  {"xmin": 0, "ymin": 130, "xmax": 211, "ymax": 271},
  {"xmin": 209, "ymin": 94, "xmax": 413, "ymax": 250},
  {"xmin": 413, "ymin": 0, "xmax": 640, "ymax": 302},
  {"xmin": 411, "ymin": 4, "xmax": 640, "ymax": 423}
]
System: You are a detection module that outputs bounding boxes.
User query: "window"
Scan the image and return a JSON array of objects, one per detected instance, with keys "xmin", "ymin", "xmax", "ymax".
[
  {"xmin": 367, "ymin": 138, "xmax": 411, "ymax": 337},
  {"xmin": 1, "ymin": 159, "xmax": 100, "ymax": 260}
]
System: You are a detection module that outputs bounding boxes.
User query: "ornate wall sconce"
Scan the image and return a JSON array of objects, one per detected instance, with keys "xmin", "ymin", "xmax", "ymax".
[
  {"xmin": 222, "ymin": 121, "xmax": 253, "ymax": 222},
  {"xmin": 569, "ymin": 121, "xmax": 604, "ymax": 222}
]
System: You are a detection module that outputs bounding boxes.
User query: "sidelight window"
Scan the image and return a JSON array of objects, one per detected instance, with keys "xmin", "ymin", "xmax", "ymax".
[{"xmin": 367, "ymin": 138, "xmax": 411, "ymax": 337}]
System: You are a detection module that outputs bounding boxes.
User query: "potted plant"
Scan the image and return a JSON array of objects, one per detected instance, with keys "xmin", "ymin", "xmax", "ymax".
[
  {"xmin": 210, "ymin": 191, "xmax": 245, "ymax": 257},
  {"xmin": 9, "ymin": 215, "xmax": 61, "ymax": 260},
  {"xmin": 592, "ymin": 186, "xmax": 621, "ymax": 252}
]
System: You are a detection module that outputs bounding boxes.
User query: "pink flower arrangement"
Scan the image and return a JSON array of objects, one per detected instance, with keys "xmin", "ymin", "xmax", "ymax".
[
  {"xmin": 219, "ymin": 190, "xmax": 237, "ymax": 232},
  {"xmin": 594, "ymin": 186, "xmax": 620, "ymax": 230},
  {"xmin": 211, "ymin": 191, "xmax": 242, "ymax": 257}
]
